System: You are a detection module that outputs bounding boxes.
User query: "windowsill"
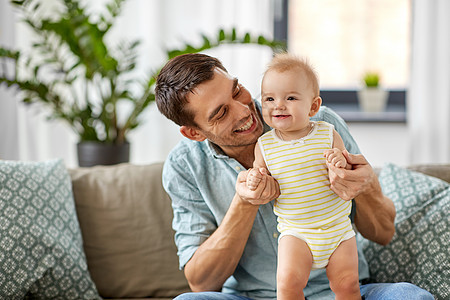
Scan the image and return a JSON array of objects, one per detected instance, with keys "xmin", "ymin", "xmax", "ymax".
[
  {"xmin": 321, "ymin": 90, "xmax": 407, "ymax": 123},
  {"xmin": 326, "ymin": 104, "xmax": 407, "ymax": 123}
]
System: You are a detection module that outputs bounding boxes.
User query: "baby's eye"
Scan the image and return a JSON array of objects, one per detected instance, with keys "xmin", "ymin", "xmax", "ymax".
[
  {"xmin": 287, "ymin": 96, "xmax": 296, "ymax": 101},
  {"xmin": 264, "ymin": 97, "xmax": 274, "ymax": 102}
]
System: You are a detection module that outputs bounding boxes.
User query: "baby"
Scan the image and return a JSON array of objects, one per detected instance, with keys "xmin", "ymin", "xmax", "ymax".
[{"xmin": 247, "ymin": 53, "xmax": 361, "ymax": 299}]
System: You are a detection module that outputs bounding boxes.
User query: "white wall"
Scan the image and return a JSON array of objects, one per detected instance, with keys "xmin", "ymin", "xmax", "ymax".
[{"xmin": 348, "ymin": 123, "xmax": 409, "ymax": 168}]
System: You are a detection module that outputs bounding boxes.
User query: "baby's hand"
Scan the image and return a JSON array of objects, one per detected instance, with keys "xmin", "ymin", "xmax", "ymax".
[
  {"xmin": 324, "ymin": 148, "xmax": 348, "ymax": 169},
  {"xmin": 246, "ymin": 168, "xmax": 264, "ymax": 191}
]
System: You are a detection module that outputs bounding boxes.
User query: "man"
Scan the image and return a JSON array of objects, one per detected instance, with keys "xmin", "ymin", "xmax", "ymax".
[{"xmin": 155, "ymin": 53, "xmax": 433, "ymax": 299}]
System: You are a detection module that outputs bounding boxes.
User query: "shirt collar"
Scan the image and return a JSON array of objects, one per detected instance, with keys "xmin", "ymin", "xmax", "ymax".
[{"xmin": 207, "ymin": 140, "xmax": 228, "ymax": 159}]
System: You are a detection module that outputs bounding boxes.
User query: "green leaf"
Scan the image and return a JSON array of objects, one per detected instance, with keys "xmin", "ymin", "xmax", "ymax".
[
  {"xmin": 218, "ymin": 29, "xmax": 226, "ymax": 41},
  {"xmin": 243, "ymin": 33, "xmax": 251, "ymax": 43},
  {"xmin": 201, "ymin": 34, "xmax": 211, "ymax": 48},
  {"xmin": 33, "ymin": 65, "xmax": 40, "ymax": 77},
  {"xmin": 363, "ymin": 72, "xmax": 380, "ymax": 87},
  {"xmin": 11, "ymin": 1, "xmax": 25, "ymax": 6},
  {"xmin": 231, "ymin": 28, "xmax": 237, "ymax": 41},
  {"xmin": 257, "ymin": 35, "xmax": 267, "ymax": 44}
]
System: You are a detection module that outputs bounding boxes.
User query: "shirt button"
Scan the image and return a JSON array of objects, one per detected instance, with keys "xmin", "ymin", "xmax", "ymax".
[
  {"xmin": 273, "ymin": 232, "xmax": 279, "ymax": 239},
  {"xmin": 235, "ymin": 166, "xmax": 241, "ymax": 171}
]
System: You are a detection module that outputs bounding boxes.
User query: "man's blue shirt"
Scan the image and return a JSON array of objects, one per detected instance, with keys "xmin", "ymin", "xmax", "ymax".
[{"xmin": 162, "ymin": 106, "xmax": 369, "ymax": 299}]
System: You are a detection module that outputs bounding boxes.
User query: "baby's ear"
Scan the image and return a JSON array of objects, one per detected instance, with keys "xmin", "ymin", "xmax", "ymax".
[{"xmin": 309, "ymin": 96, "xmax": 322, "ymax": 117}]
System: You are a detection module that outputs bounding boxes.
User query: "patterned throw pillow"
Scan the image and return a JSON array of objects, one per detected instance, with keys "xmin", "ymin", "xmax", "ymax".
[
  {"xmin": 0, "ymin": 159, "xmax": 100, "ymax": 299},
  {"xmin": 361, "ymin": 163, "xmax": 449, "ymax": 300}
]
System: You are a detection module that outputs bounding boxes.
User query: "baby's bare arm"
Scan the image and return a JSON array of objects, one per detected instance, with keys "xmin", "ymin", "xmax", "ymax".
[{"xmin": 247, "ymin": 141, "xmax": 272, "ymax": 190}]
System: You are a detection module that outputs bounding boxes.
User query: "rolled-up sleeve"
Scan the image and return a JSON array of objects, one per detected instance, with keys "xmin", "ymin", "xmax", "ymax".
[{"xmin": 314, "ymin": 106, "xmax": 361, "ymax": 155}]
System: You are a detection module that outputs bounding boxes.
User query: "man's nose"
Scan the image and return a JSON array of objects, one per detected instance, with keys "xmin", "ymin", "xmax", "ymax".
[
  {"xmin": 231, "ymin": 97, "xmax": 253, "ymax": 119},
  {"xmin": 233, "ymin": 99, "xmax": 251, "ymax": 112}
]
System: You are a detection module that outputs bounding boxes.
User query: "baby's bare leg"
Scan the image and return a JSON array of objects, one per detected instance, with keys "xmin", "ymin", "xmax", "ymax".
[
  {"xmin": 246, "ymin": 168, "xmax": 263, "ymax": 190},
  {"xmin": 277, "ymin": 235, "xmax": 312, "ymax": 300},
  {"xmin": 324, "ymin": 148, "xmax": 349, "ymax": 169},
  {"xmin": 326, "ymin": 237, "xmax": 361, "ymax": 300}
]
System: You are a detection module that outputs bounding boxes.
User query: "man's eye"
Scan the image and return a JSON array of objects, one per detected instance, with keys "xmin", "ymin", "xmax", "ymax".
[
  {"xmin": 217, "ymin": 108, "xmax": 227, "ymax": 120},
  {"xmin": 233, "ymin": 85, "xmax": 242, "ymax": 97}
]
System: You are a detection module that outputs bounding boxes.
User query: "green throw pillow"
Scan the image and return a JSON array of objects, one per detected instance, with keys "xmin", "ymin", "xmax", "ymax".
[
  {"xmin": 0, "ymin": 159, "xmax": 100, "ymax": 299},
  {"xmin": 361, "ymin": 163, "xmax": 449, "ymax": 300}
]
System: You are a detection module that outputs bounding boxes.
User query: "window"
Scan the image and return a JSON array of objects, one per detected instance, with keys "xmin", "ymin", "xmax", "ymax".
[{"xmin": 274, "ymin": 0, "xmax": 410, "ymax": 122}]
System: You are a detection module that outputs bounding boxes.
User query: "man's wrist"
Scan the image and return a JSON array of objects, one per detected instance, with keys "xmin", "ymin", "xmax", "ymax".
[
  {"xmin": 354, "ymin": 173, "xmax": 384, "ymax": 206},
  {"xmin": 365, "ymin": 172, "xmax": 382, "ymax": 195},
  {"xmin": 235, "ymin": 193, "xmax": 261, "ymax": 208}
]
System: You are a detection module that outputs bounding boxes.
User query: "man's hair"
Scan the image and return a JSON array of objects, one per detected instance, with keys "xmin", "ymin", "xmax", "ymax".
[
  {"xmin": 265, "ymin": 53, "xmax": 320, "ymax": 97},
  {"xmin": 155, "ymin": 53, "xmax": 227, "ymax": 127}
]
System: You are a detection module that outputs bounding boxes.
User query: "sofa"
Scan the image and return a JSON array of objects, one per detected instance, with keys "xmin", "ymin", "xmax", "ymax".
[{"xmin": 0, "ymin": 159, "xmax": 448, "ymax": 299}]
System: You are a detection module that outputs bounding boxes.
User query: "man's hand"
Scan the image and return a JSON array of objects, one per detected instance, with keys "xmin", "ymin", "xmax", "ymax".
[
  {"xmin": 327, "ymin": 150, "xmax": 396, "ymax": 245},
  {"xmin": 236, "ymin": 168, "xmax": 280, "ymax": 205},
  {"xmin": 326, "ymin": 150, "xmax": 375, "ymax": 201}
]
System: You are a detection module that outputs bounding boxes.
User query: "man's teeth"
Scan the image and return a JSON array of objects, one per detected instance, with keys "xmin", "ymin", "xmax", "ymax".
[{"xmin": 236, "ymin": 117, "xmax": 253, "ymax": 132}]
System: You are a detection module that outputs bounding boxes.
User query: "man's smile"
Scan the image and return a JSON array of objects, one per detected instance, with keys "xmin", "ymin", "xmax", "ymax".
[{"xmin": 235, "ymin": 115, "xmax": 256, "ymax": 133}]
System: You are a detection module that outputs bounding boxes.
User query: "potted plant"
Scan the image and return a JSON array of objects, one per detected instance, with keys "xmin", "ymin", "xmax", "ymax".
[
  {"xmin": 0, "ymin": 0, "xmax": 284, "ymax": 167},
  {"xmin": 357, "ymin": 71, "xmax": 389, "ymax": 113}
]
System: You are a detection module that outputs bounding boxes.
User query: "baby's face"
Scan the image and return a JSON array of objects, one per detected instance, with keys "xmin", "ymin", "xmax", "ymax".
[{"xmin": 261, "ymin": 69, "xmax": 317, "ymax": 135}]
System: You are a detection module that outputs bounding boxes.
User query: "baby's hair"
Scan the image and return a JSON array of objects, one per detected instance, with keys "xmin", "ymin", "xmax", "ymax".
[{"xmin": 265, "ymin": 53, "xmax": 320, "ymax": 97}]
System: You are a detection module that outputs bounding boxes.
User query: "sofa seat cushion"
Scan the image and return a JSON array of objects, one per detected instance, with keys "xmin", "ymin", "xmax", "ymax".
[
  {"xmin": 362, "ymin": 163, "xmax": 449, "ymax": 300},
  {"xmin": 0, "ymin": 159, "xmax": 100, "ymax": 299},
  {"xmin": 69, "ymin": 162, "xmax": 190, "ymax": 298}
]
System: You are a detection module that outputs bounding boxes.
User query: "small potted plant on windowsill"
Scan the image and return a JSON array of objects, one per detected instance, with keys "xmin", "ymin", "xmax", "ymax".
[{"xmin": 357, "ymin": 72, "xmax": 389, "ymax": 113}]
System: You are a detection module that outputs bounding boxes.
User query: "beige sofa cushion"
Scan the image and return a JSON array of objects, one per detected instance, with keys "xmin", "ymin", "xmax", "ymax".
[{"xmin": 69, "ymin": 163, "xmax": 189, "ymax": 299}]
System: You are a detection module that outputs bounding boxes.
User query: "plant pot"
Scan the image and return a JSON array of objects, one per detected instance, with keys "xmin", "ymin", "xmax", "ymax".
[
  {"xmin": 357, "ymin": 88, "xmax": 389, "ymax": 112},
  {"xmin": 77, "ymin": 142, "xmax": 130, "ymax": 167}
]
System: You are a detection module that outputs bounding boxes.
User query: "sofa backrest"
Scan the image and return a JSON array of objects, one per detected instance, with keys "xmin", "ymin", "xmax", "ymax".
[
  {"xmin": 374, "ymin": 164, "xmax": 450, "ymax": 183},
  {"xmin": 69, "ymin": 162, "xmax": 190, "ymax": 298},
  {"xmin": 406, "ymin": 164, "xmax": 450, "ymax": 183}
]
